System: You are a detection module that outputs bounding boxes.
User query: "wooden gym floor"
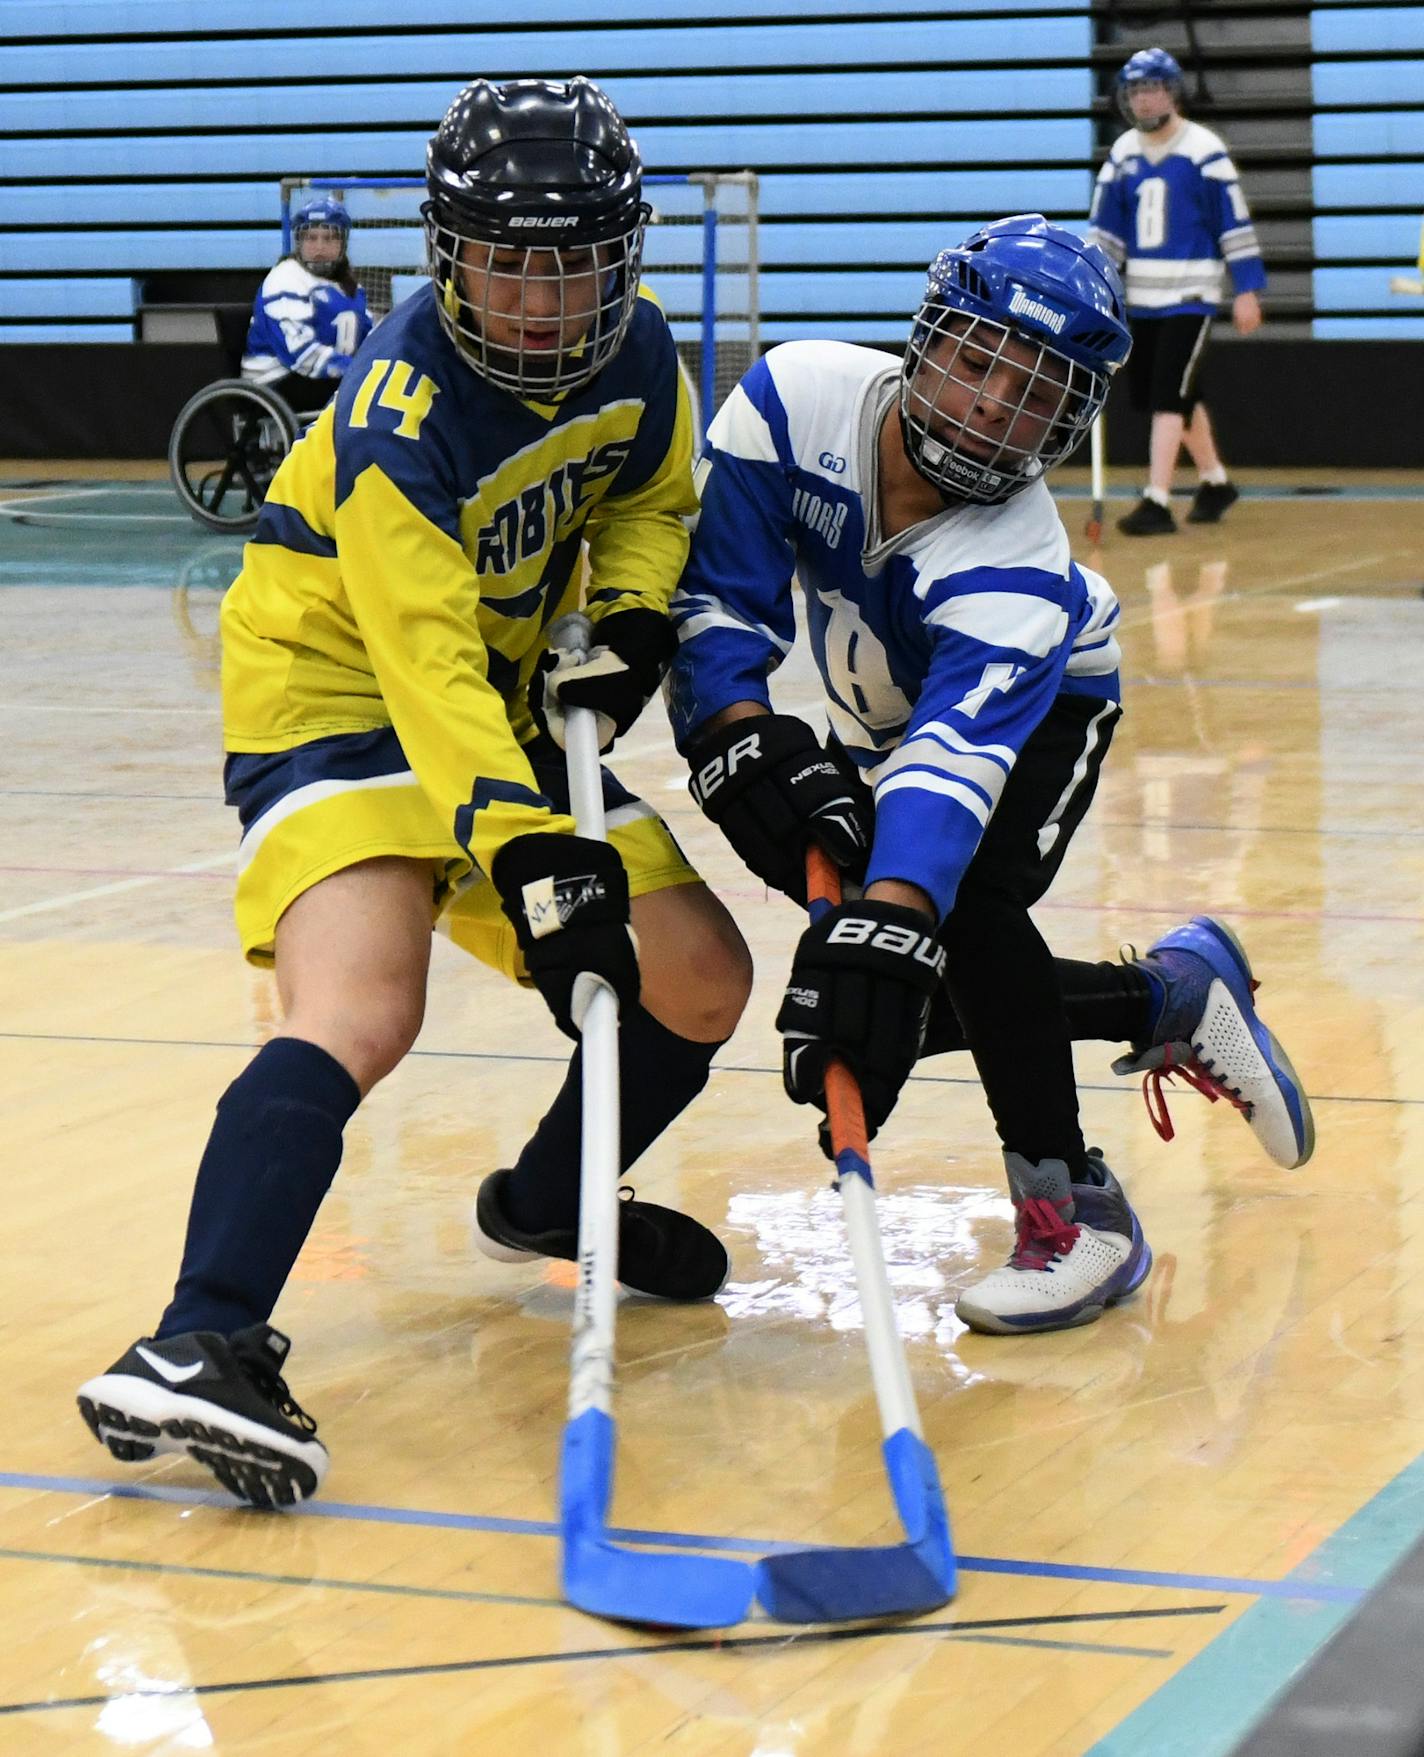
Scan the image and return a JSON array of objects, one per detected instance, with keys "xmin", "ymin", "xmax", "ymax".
[{"xmin": 1, "ymin": 467, "xmax": 1422, "ymax": 1755}]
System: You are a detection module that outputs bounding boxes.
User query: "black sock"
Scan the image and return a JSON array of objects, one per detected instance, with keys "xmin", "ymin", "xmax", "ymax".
[
  {"xmin": 923, "ymin": 956, "xmax": 1154, "ymax": 1055},
  {"xmin": 937, "ymin": 894, "xmax": 1088, "ymax": 1178},
  {"xmin": 1056, "ymin": 957, "xmax": 1156, "ymax": 1044},
  {"xmin": 156, "ymin": 1037, "xmax": 360, "ymax": 1339},
  {"xmin": 502, "ymin": 1005, "xmax": 721, "ymax": 1232}
]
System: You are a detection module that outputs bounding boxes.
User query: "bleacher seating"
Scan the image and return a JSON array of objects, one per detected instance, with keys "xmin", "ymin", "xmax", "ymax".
[{"xmin": 1, "ymin": 0, "xmax": 1420, "ymax": 343}]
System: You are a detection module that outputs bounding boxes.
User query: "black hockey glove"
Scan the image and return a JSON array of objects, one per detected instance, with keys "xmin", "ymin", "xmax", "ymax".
[
  {"xmin": 531, "ymin": 608, "xmax": 677, "ymax": 753},
  {"xmin": 777, "ymin": 900, "xmax": 946, "ymax": 1151},
  {"xmin": 686, "ymin": 713, "xmax": 873, "ymax": 905},
  {"xmin": 492, "ymin": 833, "xmax": 640, "ymax": 1040}
]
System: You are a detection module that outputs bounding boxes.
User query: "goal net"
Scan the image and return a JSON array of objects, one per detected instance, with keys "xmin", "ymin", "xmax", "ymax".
[{"xmin": 280, "ymin": 172, "xmax": 759, "ymax": 434}]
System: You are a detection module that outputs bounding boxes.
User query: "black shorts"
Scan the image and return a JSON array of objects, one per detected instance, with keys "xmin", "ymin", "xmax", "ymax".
[
  {"xmin": 949, "ymin": 692, "xmax": 1121, "ymax": 915},
  {"xmin": 920, "ymin": 692, "xmax": 1121, "ymax": 1055},
  {"xmin": 1126, "ymin": 312, "xmax": 1213, "ymax": 416},
  {"xmin": 836, "ymin": 694, "xmax": 1120, "ymax": 919}
]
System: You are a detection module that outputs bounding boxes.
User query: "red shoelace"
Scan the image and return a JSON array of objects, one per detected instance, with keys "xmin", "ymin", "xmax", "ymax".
[
  {"xmin": 1141, "ymin": 1041, "xmax": 1253, "ymax": 1144},
  {"xmin": 1009, "ymin": 1197, "xmax": 1081, "ymax": 1272}
]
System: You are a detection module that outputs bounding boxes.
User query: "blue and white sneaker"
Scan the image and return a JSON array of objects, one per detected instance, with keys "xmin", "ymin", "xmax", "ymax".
[
  {"xmin": 955, "ymin": 1150, "xmax": 1152, "ymax": 1336},
  {"xmin": 1114, "ymin": 915, "xmax": 1315, "ymax": 1169}
]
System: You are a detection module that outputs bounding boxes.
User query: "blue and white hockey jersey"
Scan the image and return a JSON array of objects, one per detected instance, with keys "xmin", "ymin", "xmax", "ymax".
[
  {"xmin": 242, "ymin": 258, "xmax": 372, "ymax": 384},
  {"xmin": 667, "ymin": 341, "xmax": 1122, "ymax": 920},
  {"xmin": 1088, "ymin": 120, "xmax": 1266, "ymax": 315}
]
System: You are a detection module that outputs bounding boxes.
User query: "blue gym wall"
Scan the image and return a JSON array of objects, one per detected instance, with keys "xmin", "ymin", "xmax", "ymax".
[
  {"xmin": 0, "ymin": 0, "xmax": 1097, "ymax": 346},
  {"xmin": 1, "ymin": 1, "xmax": 1421, "ymax": 457},
  {"xmin": 1310, "ymin": 5, "xmax": 1424, "ymax": 337}
]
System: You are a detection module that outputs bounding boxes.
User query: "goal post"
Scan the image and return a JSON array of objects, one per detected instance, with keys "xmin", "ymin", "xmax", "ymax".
[{"xmin": 279, "ymin": 171, "xmax": 759, "ymax": 432}]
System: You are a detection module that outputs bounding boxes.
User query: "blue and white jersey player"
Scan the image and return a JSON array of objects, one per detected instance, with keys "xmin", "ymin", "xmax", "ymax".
[
  {"xmin": 671, "ymin": 215, "xmax": 1314, "ymax": 1336},
  {"xmin": 242, "ymin": 197, "xmax": 373, "ymax": 411},
  {"xmin": 1088, "ymin": 48, "xmax": 1266, "ymax": 535}
]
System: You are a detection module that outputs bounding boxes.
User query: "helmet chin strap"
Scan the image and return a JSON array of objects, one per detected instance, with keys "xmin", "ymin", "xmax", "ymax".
[
  {"xmin": 298, "ymin": 249, "xmax": 349, "ymax": 282},
  {"xmin": 1135, "ymin": 112, "xmax": 1171, "ymax": 133}
]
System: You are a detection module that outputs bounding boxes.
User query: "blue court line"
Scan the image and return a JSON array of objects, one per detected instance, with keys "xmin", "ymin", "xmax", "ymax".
[
  {"xmin": 0, "ymin": 1471, "xmax": 1365, "ymax": 1608},
  {"xmin": 1087, "ymin": 1449, "xmax": 1424, "ymax": 1756}
]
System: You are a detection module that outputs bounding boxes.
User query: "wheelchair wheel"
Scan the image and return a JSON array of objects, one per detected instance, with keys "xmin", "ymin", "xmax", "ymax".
[{"xmin": 168, "ymin": 378, "xmax": 300, "ymax": 534}]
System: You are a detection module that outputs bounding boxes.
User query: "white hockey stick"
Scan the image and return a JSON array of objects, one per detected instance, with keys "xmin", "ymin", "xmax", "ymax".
[
  {"xmin": 550, "ymin": 612, "xmax": 757, "ymax": 1630},
  {"xmin": 753, "ymin": 844, "xmax": 957, "ymax": 1622},
  {"xmin": 1085, "ymin": 412, "xmax": 1106, "ymax": 544}
]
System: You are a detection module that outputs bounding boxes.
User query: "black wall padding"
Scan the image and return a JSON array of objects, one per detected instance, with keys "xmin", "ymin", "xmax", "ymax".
[{"xmin": 3, "ymin": 339, "xmax": 1421, "ymax": 469}]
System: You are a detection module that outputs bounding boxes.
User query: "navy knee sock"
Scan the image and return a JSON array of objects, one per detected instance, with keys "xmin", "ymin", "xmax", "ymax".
[
  {"xmin": 502, "ymin": 1005, "xmax": 721, "ymax": 1232},
  {"xmin": 156, "ymin": 1036, "xmax": 361, "ymax": 1339}
]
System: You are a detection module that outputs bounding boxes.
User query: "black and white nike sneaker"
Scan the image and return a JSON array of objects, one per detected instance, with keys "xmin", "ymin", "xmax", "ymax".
[{"xmin": 77, "ymin": 1324, "xmax": 328, "ymax": 1510}]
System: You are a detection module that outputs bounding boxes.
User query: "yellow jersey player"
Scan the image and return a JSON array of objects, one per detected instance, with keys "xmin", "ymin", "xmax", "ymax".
[{"xmin": 76, "ymin": 77, "xmax": 752, "ymax": 1509}]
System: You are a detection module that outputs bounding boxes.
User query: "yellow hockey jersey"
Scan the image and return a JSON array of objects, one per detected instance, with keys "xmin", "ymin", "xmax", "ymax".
[{"xmin": 221, "ymin": 281, "xmax": 697, "ymax": 882}]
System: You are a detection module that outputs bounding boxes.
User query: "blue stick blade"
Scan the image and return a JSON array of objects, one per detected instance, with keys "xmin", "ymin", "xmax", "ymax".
[
  {"xmin": 559, "ymin": 1408, "xmax": 756, "ymax": 1629},
  {"xmin": 756, "ymin": 1542, "xmax": 953, "ymax": 1624},
  {"xmin": 565, "ymin": 1533, "xmax": 758, "ymax": 1630},
  {"xmin": 755, "ymin": 1429, "xmax": 956, "ymax": 1624}
]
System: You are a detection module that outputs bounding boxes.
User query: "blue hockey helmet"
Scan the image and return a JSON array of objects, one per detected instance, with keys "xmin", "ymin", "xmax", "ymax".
[
  {"xmin": 292, "ymin": 196, "xmax": 352, "ymax": 279},
  {"xmin": 1116, "ymin": 47, "xmax": 1186, "ymax": 129},
  {"xmin": 293, "ymin": 197, "xmax": 351, "ymax": 238},
  {"xmin": 899, "ymin": 215, "xmax": 1130, "ymax": 506}
]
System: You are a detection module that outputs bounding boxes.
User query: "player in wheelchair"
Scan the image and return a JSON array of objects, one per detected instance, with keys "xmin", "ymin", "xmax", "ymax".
[{"xmin": 168, "ymin": 198, "xmax": 373, "ymax": 533}]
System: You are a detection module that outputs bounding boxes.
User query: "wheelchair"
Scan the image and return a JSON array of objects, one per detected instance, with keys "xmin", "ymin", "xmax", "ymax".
[{"xmin": 167, "ymin": 307, "xmax": 332, "ymax": 534}]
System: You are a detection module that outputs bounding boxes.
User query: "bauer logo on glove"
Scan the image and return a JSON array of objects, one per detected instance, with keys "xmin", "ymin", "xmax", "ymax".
[
  {"xmin": 689, "ymin": 730, "xmax": 765, "ymax": 805},
  {"xmin": 684, "ymin": 713, "xmax": 874, "ymax": 904},
  {"xmin": 826, "ymin": 914, "xmax": 946, "ymax": 971}
]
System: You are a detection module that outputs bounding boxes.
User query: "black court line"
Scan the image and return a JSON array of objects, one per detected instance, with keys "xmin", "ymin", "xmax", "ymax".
[
  {"xmin": 0, "ymin": 1604, "xmax": 1222, "ymax": 1718},
  {"xmin": 0, "ymin": 1030, "xmax": 1411, "ymax": 1110},
  {"xmin": 0, "ymin": 1544, "xmax": 564, "ymax": 1612}
]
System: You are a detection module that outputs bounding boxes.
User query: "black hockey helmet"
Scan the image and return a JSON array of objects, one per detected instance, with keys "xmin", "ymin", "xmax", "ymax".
[{"xmin": 423, "ymin": 77, "xmax": 651, "ymax": 395}]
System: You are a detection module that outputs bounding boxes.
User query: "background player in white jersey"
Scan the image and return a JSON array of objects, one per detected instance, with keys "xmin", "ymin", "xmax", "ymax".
[
  {"xmin": 241, "ymin": 196, "xmax": 373, "ymax": 415},
  {"xmin": 76, "ymin": 78, "xmax": 753, "ymax": 1508},
  {"xmin": 670, "ymin": 215, "xmax": 1313, "ymax": 1336},
  {"xmin": 1088, "ymin": 48, "xmax": 1266, "ymax": 537}
]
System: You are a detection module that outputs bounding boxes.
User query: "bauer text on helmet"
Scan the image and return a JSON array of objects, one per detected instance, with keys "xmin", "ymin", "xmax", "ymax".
[{"xmin": 423, "ymin": 76, "xmax": 651, "ymax": 398}]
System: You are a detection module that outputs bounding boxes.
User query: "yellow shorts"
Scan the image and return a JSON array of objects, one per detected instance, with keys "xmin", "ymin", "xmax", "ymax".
[{"xmin": 225, "ymin": 726, "xmax": 699, "ymax": 974}]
